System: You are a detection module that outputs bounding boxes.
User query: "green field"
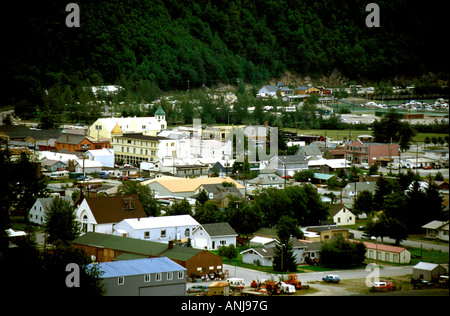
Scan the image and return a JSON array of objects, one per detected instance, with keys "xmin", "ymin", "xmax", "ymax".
[{"xmin": 283, "ymin": 128, "xmax": 448, "ymax": 143}]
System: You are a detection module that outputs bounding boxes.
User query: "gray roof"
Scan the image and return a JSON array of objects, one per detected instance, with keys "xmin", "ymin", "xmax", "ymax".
[
  {"xmin": 37, "ymin": 197, "xmax": 73, "ymax": 212},
  {"xmin": 56, "ymin": 133, "xmax": 89, "ymax": 145},
  {"xmin": 201, "ymin": 222, "xmax": 237, "ymax": 237},
  {"xmin": 345, "ymin": 181, "xmax": 377, "ymax": 193},
  {"xmin": 248, "ymin": 173, "xmax": 284, "ymax": 185},
  {"xmin": 276, "ymin": 155, "xmax": 306, "ymax": 163},
  {"xmin": 92, "ymin": 257, "xmax": 186, "ymax": 278},
  {"xmin": 259, "ymin": 85, "xmax": 279, "ymax": 93},
  {"xmin": 241, "ymin": 247, "xmax": 275, "ymax": 258},
  {"xmin": 297, "ymin": 144, "xmax": 323, "ymax": 158}
]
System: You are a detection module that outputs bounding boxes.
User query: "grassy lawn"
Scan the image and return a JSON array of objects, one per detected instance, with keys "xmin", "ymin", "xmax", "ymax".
[
  {"xmin": 409, "ymin": 247, "xmax": 449, "ymax": 265},
  {"xmin": 283, "ymin": 127, "xmax": 447, "ymax": 143}
]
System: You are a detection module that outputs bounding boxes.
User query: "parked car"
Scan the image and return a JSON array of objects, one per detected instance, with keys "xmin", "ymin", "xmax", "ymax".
[
  {"xmin": 322, "ymin": 274, "xmax": 341, "ymax": 283},
  {"xmin": 371, "ymin": 281, "xmax": 396, "ymax": 291},
  {"xmin": 423, "ymin": 166, "xmax": 433, "ymax": 170}
]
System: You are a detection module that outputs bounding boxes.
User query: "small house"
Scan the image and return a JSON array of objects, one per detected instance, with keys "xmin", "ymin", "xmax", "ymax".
[
  {"xmin": 327, "ymin": 204, "xmax": 355, "ymax": 226},
  {"xmin": 191, "ymin": 222, "xmax": 238, "ymax": 250},
  {"xmin": 249, "ymin": 236, "xmax": 279, "ymax": 248},
  {"xmin": 304, "ymin": 225, "xmax": 349, "ymax": 242},
  {"xmin": 29, "ymin": 196, "xmax": 73, "ymax": 225},
  {"xmin": 240, "ymin": 247, "xmax": 275, "ymax": 267},
  {"xmin": 422, "ymin": 220, "xmax": 449, "ymax": 242},
  {"xmin": 413, "ymin": 262, "xmax": 448, "ymax": 282}
]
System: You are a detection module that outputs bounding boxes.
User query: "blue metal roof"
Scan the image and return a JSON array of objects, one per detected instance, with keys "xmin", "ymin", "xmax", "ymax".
[{"xmin": 93, "ymin": 257, "xmax": 186, "ymax": 278}]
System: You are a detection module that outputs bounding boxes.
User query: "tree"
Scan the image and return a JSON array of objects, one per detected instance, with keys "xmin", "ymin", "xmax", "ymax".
[
  {"xmin": 373, "ymin": 175, "xmax": 393, "ymax": 212},
  {"xmin": 387, "ymin": 218, "xmax": 408, "ymax": 246},
  {"xmin": 218, "ymin": 244, "xmax": 238, "ymax": 263},
  {"xmin": 224, "ymin": 196, "xmax": 260, "ymax": 238},
  {"xmin": 365, "ymin": 212, "xmax": 390, "ymax": 242},
  {"xmin": 118, "ymin": 181, "xmax": 160, "ymax": 216},
  {"xmin": 293, "ymin": 169, "xmax": 315, "ymax": 182},
  {"xmin": 165, "ymin": 198, "xmax": 192, "ymax": 216},
  {"xmin": 319, "ymin": 236, "xmax": 366, "ymax": 269},
  {"xmin": 372, "ymin": 109, "xmax": 415, "ymax": 151},
  {"xmin": 194, "ymin": 200, "xmax": 223, "ymax": 224},
  {"xmin": 13, "ymin": 152, "xmax": 48, "ymax": 220},
  {"xmin": 195, "ymin": 189, "xmax": 210, "ymax": 210},
  {"xmin": 272, "ymin": 215, "xmax": 301, "ymax": 273},
  {"xmin": 353, "ymin": 190, "xmax": 374, "ymax": 215},
  {"xmin": 45, "ymin": 197, "xmax": 81, "ymax": 244}
]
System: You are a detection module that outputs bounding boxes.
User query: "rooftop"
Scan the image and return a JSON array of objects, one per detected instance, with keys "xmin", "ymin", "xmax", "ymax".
[{"xmin": 92, "ymin": 257, "xmax": 185, "ymax": 278}]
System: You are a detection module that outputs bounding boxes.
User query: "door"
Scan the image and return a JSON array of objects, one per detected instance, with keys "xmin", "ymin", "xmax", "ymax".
[{"xmin": 212, "ymin": 240, "xmax": 215, "ymax": 249}]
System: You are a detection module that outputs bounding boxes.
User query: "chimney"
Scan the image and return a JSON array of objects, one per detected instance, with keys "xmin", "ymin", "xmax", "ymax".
[{"xmin": 168, "ymin": 240, "xmax": 174, "ymax": 249}]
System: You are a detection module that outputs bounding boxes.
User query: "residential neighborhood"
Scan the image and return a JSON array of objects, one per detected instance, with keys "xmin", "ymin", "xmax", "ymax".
[{"xmin": 2, "ymin": 92, "xmax": 448, "ymax": 297}]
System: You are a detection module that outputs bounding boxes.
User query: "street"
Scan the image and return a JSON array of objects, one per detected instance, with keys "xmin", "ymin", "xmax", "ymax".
[
  {"xmin": 350, "ymin": 230, "xmax": 449, "ymax": 253},
  {"xmin": 186, "ymin": 263, "xmax": 414, "ymax": 295}
]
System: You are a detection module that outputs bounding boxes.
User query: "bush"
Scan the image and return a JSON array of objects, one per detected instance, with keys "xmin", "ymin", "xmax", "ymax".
[{"xmin": 319, "ymin": 236, "xmax": 366, "ymax": 269}]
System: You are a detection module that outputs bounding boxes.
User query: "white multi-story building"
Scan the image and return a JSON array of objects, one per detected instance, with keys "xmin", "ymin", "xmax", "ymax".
[{"xmin": 88, "ymin": 106, "xmax": 167, "ymax": 140}]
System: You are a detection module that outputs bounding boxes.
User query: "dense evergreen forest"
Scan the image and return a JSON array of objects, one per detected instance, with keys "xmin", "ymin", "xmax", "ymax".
[{"xmin": 3, "ymin": 0, "xmax": 448, "ymax": 114}]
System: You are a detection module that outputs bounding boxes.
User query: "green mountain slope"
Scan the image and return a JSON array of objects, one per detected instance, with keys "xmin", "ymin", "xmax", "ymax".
[{"xmin": 3, "ymin": 0, "xmax": 447, "ymax": 108}]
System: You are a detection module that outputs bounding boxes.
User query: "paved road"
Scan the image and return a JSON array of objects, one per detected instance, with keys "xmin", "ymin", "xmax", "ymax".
[
  {"xmin": 187, "ymin": 263, "xmax": 413, "ymax": 293},
  {"xmin": 350, "ymin": 229, "xmax": 449, "ymax": 253}
]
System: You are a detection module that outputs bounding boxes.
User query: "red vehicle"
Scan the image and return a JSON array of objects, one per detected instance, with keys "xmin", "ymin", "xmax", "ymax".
[
  {"xmin": 371, "ymin": 281, "xmax": 396, "ymax": 291},
  {"xmin": 423, "ymin": 166, "xmax": 433, "ymax": 170}
]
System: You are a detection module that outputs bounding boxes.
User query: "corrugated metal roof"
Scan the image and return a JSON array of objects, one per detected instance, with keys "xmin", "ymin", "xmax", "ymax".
[{"xmin": 95, "ymin": 257, "xmax": 185, "ymax": 278}]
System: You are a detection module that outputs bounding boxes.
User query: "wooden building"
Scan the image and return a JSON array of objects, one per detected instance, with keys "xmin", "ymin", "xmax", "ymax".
[{"xmin": 73, "ymin": 232, "xmax": 223, "ymax": 280}]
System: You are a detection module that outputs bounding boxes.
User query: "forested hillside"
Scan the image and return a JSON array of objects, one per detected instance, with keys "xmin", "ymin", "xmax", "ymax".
[{"xmin": 3, "ymin": 0, "xmax": 448, "ymax": 111}]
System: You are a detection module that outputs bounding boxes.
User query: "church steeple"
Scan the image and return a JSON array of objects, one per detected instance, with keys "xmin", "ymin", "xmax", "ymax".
[{"xmin": 155, "ymin": 105, "xmax": 165, "ymax": 122}]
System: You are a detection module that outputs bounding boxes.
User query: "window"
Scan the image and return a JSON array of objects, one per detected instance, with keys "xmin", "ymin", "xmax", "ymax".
[
  {"xmin": 209, "ymin": 266, "xmax": 214, "ymax": 271},
  {"xmin": 197, "ymin": 267, "xmax": 202, "ymax": 272},
  {"xmin": 216, "ymin": 265, "xmax": 222, "ymax": 270},
  {"xmin": 144, "ymin": 231, "xmax": 150, "ymax": 239},
  {"xmin": 144, "ymin": 274, "xmax": 150, "ymax": 282},
  {"xmin": 82, "ymin": 215, "xmax": 88, "ymax": 233},
  {"xmin": 156, "ymin": 273, "xmax": 162, "ymax": 281},
  {"xmin": 185, "ymin": 228, "xmax": 190, "ymax": 237},
  {"xmin": 167, "ymin": 272, "xmax": 173, "ymax": 280},
  {"xmin": 161, "ymin": 230, "xmax": 166, "ymax": 238},
  {"xmin": 118, "ymin": 276, "xmax": 124, "ymax": 285},
  {"xmin": 178, "ymin": 271, "xmax": 184, "ymax": 279}
]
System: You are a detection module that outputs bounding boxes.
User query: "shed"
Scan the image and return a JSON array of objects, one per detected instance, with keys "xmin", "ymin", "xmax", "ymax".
[
  {"xmin": 413, "ymin": 262, "xmax": 448, "ymax": 281},
  {"xmin": 209, "ymin": 281, "xmax": 230, "ymax": 296}
]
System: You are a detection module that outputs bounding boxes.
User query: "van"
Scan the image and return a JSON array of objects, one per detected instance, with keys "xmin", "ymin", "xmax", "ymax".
[{"xmin": 98, "ymin": 171, "xmax": 110, "ymax": 179}]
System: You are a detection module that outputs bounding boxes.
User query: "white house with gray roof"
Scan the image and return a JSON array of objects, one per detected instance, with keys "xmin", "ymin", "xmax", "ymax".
[
  {"xmin": 29, "ymin": 196, "xmax": 73, "ymax": 225},
  {"xmin": 191, "ymin": 222, "xmax": 237, "ymax": 250},
  {"xmin": 269, "ymin": 155, "xmax": 308, "ymax": 177}
]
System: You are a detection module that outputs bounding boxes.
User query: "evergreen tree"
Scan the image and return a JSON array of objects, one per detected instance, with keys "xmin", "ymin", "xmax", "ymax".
[{"xmin": 45, "ymin": 197, "xmax": 81, "ymax": 244}]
